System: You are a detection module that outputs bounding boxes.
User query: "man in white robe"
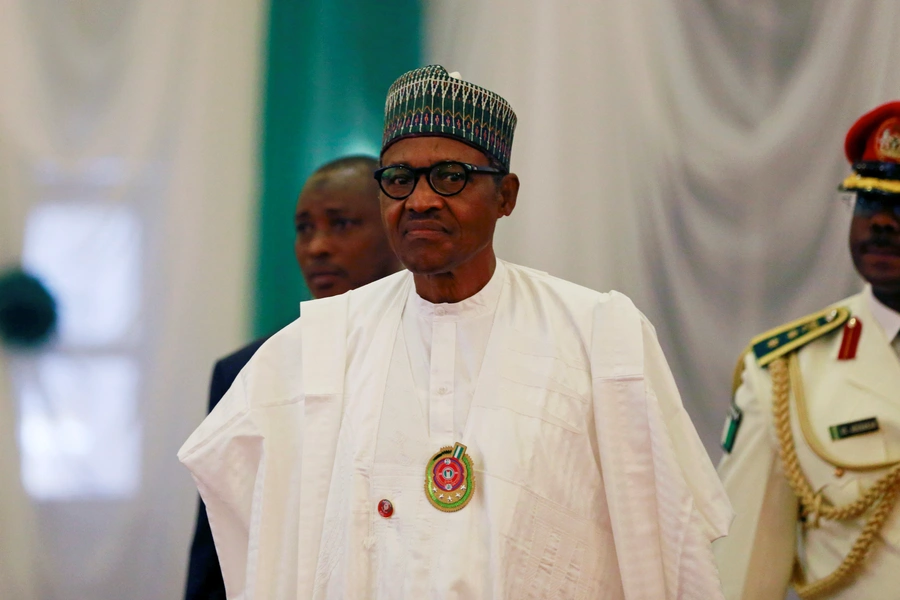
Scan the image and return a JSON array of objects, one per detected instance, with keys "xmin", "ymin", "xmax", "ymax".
[{"xmin": 179, "ymin": 64, "xmax": 732, "ymax": 599}]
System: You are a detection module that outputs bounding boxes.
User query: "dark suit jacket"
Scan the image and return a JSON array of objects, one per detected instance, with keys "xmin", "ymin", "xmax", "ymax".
[{"xmin": 184, "ymin": 337, "xmax": 268, "ymax": 600}]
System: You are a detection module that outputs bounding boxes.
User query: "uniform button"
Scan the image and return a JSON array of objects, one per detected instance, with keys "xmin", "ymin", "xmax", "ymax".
[
  {"xmin": 378, "ymin": 499, "xmax": 394, "ymax": 518},
  {"xmin": 438, "ymin": 385, "xmax": 450, "ymax": 395},
  {"xmin": 435, "ymin": 307, "xmax": 445, "ymax": 316}
]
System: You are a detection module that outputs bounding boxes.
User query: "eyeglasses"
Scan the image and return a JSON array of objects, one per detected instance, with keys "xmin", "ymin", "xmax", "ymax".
[
  {"xmin": 373, "ymin": 161, "xmax": 506, "ymax": 200},
  {"xmin": 852, "ymin": 193, "xmax": 900, "ymax": 219}
]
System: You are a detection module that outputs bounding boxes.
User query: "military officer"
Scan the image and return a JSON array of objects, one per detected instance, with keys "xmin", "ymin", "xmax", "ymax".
[{"xmin": 714, "ymin": 101, "xmax": 900, "ymax": 599}]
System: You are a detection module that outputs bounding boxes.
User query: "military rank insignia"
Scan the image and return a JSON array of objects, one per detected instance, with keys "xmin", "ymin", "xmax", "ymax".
[
  {"xmin": 837, "ymin": 317, "xmax": 862, "ymax": 360},
  {"xmin": 721, "ymin": 403, "xmax": 743, "ymax": 453},
  {"xmin": 751, "ymin": 306, "xmax": 850, "ymax": 367},
  {"xmin": 425, "ymin": 443, "xmax": 475, "ymax": 512}
]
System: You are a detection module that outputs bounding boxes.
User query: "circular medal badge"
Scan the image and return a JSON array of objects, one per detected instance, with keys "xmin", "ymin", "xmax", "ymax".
[{"xmin": 425, "ymin": 443, "xmax": 475, "ymax": 512}]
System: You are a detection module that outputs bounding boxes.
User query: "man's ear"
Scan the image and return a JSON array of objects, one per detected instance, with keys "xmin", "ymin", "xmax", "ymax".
[{"xmin": 497, "ymin": 173, "xmax": 519, "ymax": 218}]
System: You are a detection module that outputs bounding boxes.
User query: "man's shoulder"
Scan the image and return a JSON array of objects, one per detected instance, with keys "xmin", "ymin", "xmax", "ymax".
[
  {"xmin": 225, "ymin": 316, "xmax": 305, "ymax": 402},
  {"xmin": 746, "ymin": 293, "xmax": 862, "ymax": 368},
  {"xmin": 300, "ymin": 269, "xmax": 411, "ymax": 323},
  {"xmin": 215, "ymin": 336, "xmax": 269, "ymax": 374},
  {"xmin": 208, "ymin": 336, "xmax": 271, "ymax": 411},
  {"xmin": 503, "ymin": 260, "xmax": 608, "ymax": 302},
  {"xmin": 239, "ymin": 272, "xmax": 411, "ymax": 395},
  {"xmin": 502, "ymin": 260, "xmax": 638, "ymax": 314}
]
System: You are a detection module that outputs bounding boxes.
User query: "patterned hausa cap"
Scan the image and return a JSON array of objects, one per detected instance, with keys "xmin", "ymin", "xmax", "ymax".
[
  {"xmin": 839, "ymin": 101, "xmax": 900, "ymax": 195},
  {"xmin": 381, "ymin": 65, "xmax": 517, "ymax": 171}
]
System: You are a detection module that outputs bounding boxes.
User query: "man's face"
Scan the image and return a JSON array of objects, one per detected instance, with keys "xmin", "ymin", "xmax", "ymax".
[
  {"xmin": 294, "ymin": 172, "xmax": 398, "ymax": 298},
  {"xmin": 379, "ymin": 136, "xmax": 517, "ymax": 276},
  {"xmin": 849, "ymin": 193, "xmax": 900, "ymax": 297}
]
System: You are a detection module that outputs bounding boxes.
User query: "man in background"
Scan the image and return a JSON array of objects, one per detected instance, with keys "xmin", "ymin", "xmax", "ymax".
[
  {"xmin": 715, "ymin": 102, "xmax": 900, "ymax": 599},
  {"xmin": 183, "ymin": 155, "xmax": 401, "ymax": 599}
]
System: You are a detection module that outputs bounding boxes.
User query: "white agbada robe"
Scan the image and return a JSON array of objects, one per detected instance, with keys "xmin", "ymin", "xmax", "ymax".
[{"xmin": 179, "ymin": 260, "xmax": 732, "ymax": 599}]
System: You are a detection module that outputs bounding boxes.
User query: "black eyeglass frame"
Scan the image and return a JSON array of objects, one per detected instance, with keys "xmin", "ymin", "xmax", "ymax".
[{"xmin": 373, "ymin": 161, "xmax": 507, "ymax": 200}]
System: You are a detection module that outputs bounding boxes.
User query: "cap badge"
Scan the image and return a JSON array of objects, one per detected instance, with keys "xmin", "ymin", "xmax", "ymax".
[{"xmin": 875, "ymin": 117, "xmax": 900, "ymax": 161}]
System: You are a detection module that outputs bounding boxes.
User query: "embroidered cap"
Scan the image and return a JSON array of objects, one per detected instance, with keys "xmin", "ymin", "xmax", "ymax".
[
  {"xmin": 381, "ymin": 65, "xmax": 517, "ymax": 171},
  {"xmin": 839, "ymin": 101, "xmax": 900, "ymax": 195}
]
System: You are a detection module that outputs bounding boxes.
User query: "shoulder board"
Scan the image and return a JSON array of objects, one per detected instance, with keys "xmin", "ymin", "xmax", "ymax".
[{"xmin": 751, "ymin": 306, "xmax": 850, "ymax": 367}]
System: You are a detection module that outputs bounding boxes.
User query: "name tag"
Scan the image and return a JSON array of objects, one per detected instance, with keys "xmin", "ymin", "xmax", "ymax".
[{"xmin": 829, "ymin": 417, "xmax": 880, "ymax": 440}]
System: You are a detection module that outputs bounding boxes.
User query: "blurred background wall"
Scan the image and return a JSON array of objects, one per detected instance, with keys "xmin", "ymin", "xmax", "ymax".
[
  {"xmin": 0, "ymin": 1, "xmax": 264, "ymax": 598},
  {"xmin": 1, "ymin": 1, "xmax": 898, "ymax": 598}
]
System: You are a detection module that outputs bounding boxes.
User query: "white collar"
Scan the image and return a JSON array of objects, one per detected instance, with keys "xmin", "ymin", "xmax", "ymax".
[
  {"xmin": 408, "ymin": 259, "xmax": 506, "ymax": 320},
  {"xmin": 863, "ymin": 284, "xmax": 900, "ymax": 342}
]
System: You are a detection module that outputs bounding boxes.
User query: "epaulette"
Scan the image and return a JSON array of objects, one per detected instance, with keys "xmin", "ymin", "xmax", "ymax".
[{"xmin": 751, "ymin": 306, "xmax": 850, "ymax": 367}]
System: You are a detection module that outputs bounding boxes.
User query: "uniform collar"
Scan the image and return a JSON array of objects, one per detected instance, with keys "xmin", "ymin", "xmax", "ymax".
[{"xmin": 863, "ymin": 284, "xmax": 900, "ymax": 342}]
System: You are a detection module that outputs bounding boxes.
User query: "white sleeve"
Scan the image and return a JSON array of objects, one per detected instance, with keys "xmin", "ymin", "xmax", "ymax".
[
  {"xmin": 640, "ymin": 316, "xmax": 734, "ymax": 543},
  {"xmin": 592, "ymin": 293, "xmax": 733, "ymax": 599},
  {"xmin": 713, "ymin": 354, "xmax": 797, "ymax": 600},
  {"xmin": 177, "ymin": 317, "xmax": 312, "ymax": 599},
  {"xmin": 178, "ymin": 297, "xmax": 347, "ymax": 600},
  {"xmin": 178, "ymin": 370, "xmax": 263, "ymax": 599}
]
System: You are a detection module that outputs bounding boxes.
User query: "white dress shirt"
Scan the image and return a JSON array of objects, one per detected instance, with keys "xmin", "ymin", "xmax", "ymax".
[{"xmin": 402, "ymin": 261, "xmax": 505, "ymax": 440}]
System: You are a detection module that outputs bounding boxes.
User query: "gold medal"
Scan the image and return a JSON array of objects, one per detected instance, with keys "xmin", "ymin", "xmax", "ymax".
[{"xmin": 425, "ymin": 443, "xmax": 475, "ymax": 512}]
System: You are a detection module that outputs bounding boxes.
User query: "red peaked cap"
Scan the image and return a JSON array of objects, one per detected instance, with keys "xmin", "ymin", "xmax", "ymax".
[{"xmin": 844, "ymin": 101, "xmax": 900, "ymax": 164}]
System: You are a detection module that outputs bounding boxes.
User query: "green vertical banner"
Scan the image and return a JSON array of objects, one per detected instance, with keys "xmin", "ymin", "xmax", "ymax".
[{"xmin": 254, "ymin": 0, "xmax": 422, "ymax": 337}]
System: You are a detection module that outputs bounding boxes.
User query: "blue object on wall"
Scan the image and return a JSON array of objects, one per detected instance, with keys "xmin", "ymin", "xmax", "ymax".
[{"xmin": 0, "ymin": 267, "xmax": 58, "ymax": 348}]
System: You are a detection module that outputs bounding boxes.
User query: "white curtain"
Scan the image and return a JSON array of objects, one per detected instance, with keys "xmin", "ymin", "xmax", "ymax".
[
  {"xmin": 428, "ymin": 0, "xmax": 900, "ymax": 455},
  {"xmin": 0, "ymin": 104, "xmax": 39, "ymax": 597},
  {"xmin": 4, "ymin": 1, "xmax": 900, "ymax": 597},
  {"xmin": 0, "ymin": 1, "xmax": 264, "ymax": 598}
]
